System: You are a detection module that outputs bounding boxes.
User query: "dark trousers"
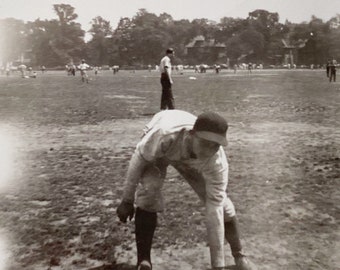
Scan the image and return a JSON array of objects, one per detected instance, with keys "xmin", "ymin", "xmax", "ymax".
[
  {"xmin": 160, "ymin": 74, "xmax": 175, "ymax": 110},
  {"xmin": 329, "ymin": 68, "xmax": 336, "ymax": 82}
]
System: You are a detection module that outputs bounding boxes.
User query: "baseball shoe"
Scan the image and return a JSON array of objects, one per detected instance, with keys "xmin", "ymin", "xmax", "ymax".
[
  {"xmin": 235, "ymin": 256, "xmax": 256, "ymax": 270},
  {"xmin": 137, "ymin": 260, "xmax": 152, "ymax": 270}
]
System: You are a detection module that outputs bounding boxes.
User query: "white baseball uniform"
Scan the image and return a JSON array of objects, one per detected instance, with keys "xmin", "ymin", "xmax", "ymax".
[{"xmin": 122, "ymin": 109, "xmax": 236, "ymax": 267}]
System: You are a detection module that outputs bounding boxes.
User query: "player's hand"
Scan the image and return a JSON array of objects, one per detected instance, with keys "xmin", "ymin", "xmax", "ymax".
[{"xmin": 117, "ymin": 200, "xmax": 134, "ymax": 223}]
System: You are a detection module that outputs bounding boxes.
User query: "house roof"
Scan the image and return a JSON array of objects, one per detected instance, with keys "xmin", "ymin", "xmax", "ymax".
[
  {"xmin": 281, "ymin": 38, "xmax": 308, "ymax": 49},
  {"xmin": 186, "ymin": 35, "xmax": 226, "ymax": 48}
]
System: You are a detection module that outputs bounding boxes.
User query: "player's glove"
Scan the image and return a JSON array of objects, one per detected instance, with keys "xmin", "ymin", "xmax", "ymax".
[{"xmin": 117, "ymin": 200, "xmax": 135, "ymax": 223}]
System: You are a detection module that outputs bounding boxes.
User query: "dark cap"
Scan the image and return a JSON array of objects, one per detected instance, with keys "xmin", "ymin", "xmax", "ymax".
[
  {"xmin": 193, "ymin": 112, "xmax": 228, "ymax": 146},
  {"xmin": 166, "ymin": 48, "xmax": 174, "ymax": 54}
]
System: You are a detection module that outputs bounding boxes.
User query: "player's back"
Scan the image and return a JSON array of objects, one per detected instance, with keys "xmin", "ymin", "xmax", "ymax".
[{"xmin": 144, "ymin": 110, "xmax": 196, "ymax": 136}]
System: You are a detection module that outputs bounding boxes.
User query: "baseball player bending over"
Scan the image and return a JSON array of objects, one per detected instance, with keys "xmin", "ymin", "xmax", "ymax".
[{"xmin": 117, "ymin": 110, "xmax": 256, "ymax": 270}]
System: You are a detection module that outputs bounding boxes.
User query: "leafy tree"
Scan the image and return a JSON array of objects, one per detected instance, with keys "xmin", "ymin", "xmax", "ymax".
[
  {"xmin": 112, "ymin": 17, "xmax": 135, "ymax": 65},
  {"xmin": 86, "ymin": 16, "xmax": 113, "ymax": 65},
  {"xmin": 0, "ymin": 18, "xmax": 27, "ymax": 64},
  {"xmin": 217, "ymin": 17, "xmax": 247, "ymax": 42},
  {"xmin": 25, "ymin": 19, "xmax": 61, "ymax": 66},
  {"xmin": 2, "ymin": 5, "xmax": 340, "ymax": 67},
  {"xmin": 53, "ymin": 4, "xmax": 78, "ymax": 24},
  {"xmin": 328, "ymin": 15, "xmax": 340, "ymax": 58},
  {"xmin": 48, "ymin": 4, "xmax": 85, "ymax": 65},
  {"xmin": 130, "ymin": 9, "xmax": 170, "ymax": 65},
  {"xmin": 239, "ymin": 28, "xmax": 265, "ymax": 60},
  {"xmin": 113, "ymin": 10, "xmax": 172, "ymax": 66},
  {"xmin": 286, "ymin": 16, "xmax": 331, "ymax": 64},
  {"xmin": 247, "ymin": 10, "xmax": 285, "ymax": 62}
]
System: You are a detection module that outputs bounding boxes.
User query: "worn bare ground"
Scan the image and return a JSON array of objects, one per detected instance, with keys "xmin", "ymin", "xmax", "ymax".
[{"xmin": 0, "ymin": 69, "xmax": 339, "ymax": 270}]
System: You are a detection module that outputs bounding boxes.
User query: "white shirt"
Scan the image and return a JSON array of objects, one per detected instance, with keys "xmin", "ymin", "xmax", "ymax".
[
  {"xmin": 159, "ymin": 55, "xmax": 172, "ymax": 75},
  {"xmin": 78, "ymin": 63, "xmax": 90, "ymax": 70}
]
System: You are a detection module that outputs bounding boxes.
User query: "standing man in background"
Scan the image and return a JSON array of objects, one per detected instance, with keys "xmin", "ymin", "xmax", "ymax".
[
  {"xmin": 329, "ymin": 58, "xmax": 337, "ymax": 82},
  {"xmin": 159, "ymin": 48, "xmax": 175, "ymax": 110},
  {"xmin": 78, "ymin": 59, "xmax": 90, "ymax": 83}
]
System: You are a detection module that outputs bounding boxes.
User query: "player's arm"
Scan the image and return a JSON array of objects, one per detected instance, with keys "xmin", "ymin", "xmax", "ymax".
[
  {"xmin": 117, "ymin": 129, "xmax": 168, "ymax": 223},
  {"xmin": 117, "ymin": 148, "xmax": 149, "ymax": 223},
  {"xmin": 122, "ymin": 149, "xmax": 149, "ymax": 203},
  {"xmin": 203, "ymin": 150, "xmax": 229, "ymax": 268}
]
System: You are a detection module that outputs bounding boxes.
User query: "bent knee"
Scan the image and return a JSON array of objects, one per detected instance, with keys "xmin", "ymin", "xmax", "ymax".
[
  {"xmin": 141, "ymin": 166, "xmax": 163, "ymax": 190},
  {"xmin": 223, "ymin": 198, "xmax": 236, "ymax": 222}
]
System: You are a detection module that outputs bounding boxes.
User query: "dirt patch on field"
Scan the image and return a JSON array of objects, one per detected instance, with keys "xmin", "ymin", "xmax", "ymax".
[{"xmin": 0, "ymin": 70, "xmax": 339, "ymax": 270}]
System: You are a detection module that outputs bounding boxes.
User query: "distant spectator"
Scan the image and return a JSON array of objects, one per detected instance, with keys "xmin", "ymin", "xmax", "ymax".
[
  {"xmin": 67, "ymin": 64, "xmax": 76, "ymax": 76},
  {"xmin": 247, "ymin": 63, "xmax": 252, "ymax": 74},
  {"xmin": 233, "ymin": 64, "xmax": 238, "ymax": 74},
  {"xmin": 41, "ymin": 65, "xmax": 46, "ymax": 73},
  {"xmin": 199, "ymin": 64, "xmax": 207, "ymax": 73},
  {"xmin": 78, "ymin": 59, "xmax": 90, "ymax": 83},
  {"xmin": 18, "ymin": 64, "xmax": 27, "ymax": 78},
  {"xmin": 329, "ymin": 58, "xmax": 337, "ymax": 82},
  {"xmin": 326, "ymin": 60, "xmax": 331, "ymax": 78},
  {"xmin": 28, "ymin": 67, "xmax": 33, "ymax": 76},
  {"xmin": 215, "ymin": 64, "xmax": 221, "ymax": 74},
  {"xmin": 113, "ymin": 65, "xmax": 119, "ymax": 74},
  {"xmin": 94, "ymin": 66, "xmax": 99, "ymax": 75},
  {"xmin": 72, "ymin": 65, "xmax": 76, "ymax": 76},
  {"xmin": 177, "ymin": 65, "xmax": 184, "ymax": 75},
  {"xmin": 6, "ymin": 66, "xmax": 10, "ymax": 76}
]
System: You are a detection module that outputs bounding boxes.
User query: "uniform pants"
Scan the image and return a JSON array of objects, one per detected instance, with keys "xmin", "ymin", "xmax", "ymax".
[
  {"xmin": 81, "ymin": 70, "xmax": 88, "ymax": 81},
  {"xmin": 135, "ymin": 159, "xmax": 236, "ymax": 221},
  {"xmin": 160, "ymin": 73, "xmax": 175, "ymax": 110}
]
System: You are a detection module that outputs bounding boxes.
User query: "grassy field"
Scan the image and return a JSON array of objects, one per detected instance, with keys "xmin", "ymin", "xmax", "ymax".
[{"xmin": 0, "ymin": 69, "xmax": 339, "ymax": 270}]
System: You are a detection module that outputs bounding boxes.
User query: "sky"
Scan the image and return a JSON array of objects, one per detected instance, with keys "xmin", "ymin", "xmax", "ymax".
[{"xmin": 0, "ymin": 0, "xmax": 339, "ymax": 34}]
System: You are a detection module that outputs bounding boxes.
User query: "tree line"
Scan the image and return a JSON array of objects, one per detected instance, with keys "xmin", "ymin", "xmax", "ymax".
[{"xmin": 1, "ymin": 4, "xmax": 339, "ymax": 68}]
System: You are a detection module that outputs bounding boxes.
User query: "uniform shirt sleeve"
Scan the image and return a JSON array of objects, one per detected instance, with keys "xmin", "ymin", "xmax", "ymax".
[
  {"xmin": 203, "ymin": 148, "xmax": 228, "ymax": 206},
  {"xmin": 122, "ymin": 149, "xmax": 148, "ymax": 203},
  {"xmin": 137, "ymin": 128, "xmax": 173, "ymax": 161},
  {"xmin": 122, "ymin": 129, "xmax": 174, "ymax": 202}
]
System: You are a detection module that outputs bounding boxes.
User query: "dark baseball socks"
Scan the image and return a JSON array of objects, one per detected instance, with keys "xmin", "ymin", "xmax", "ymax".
[{"xmin": 135, "ymin": 207, "xmax": 157, "ymax": 266}]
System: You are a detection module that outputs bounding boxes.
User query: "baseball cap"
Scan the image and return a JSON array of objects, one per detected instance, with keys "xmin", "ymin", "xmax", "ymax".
[
  {"xmin": 193, "ymin": 112, "xmax": 228, "ymax": 146},
  {"xmin": 166, "ymin": 48, "xmax": 174, "ymax": 54}
]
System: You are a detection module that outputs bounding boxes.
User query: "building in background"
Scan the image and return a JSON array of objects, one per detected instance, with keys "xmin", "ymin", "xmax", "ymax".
[{"xmin": 185, "ymin": 35, "xmax": 227, "ymax": 65}]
